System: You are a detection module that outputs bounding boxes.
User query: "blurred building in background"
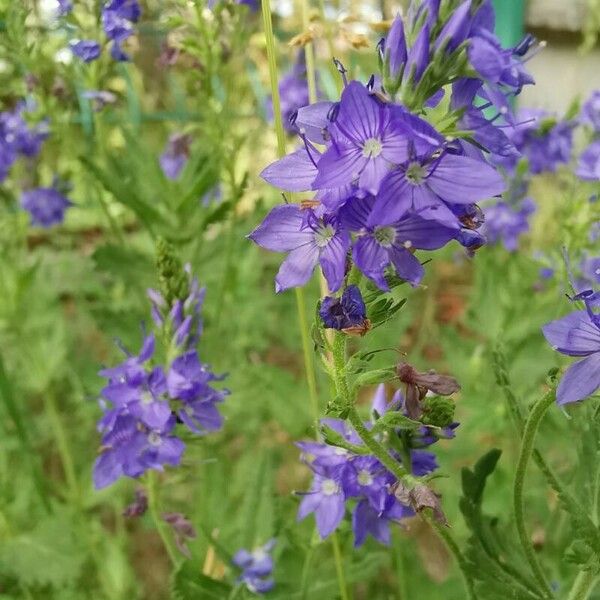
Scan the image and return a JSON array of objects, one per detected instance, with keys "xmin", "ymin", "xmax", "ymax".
[{"xmin": 516, "ymin": 0, "xmax": 600, "ymax": 111}]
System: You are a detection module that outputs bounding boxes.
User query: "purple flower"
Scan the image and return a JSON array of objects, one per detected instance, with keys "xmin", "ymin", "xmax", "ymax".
[
  {"xmin": 70, "ymin": 40, "xmax": 102, "ymax": 63},
  {"xmin": 233, "ymin": 540, "xmax": 275, "ymax": 594},
  {"xmin": 483, "ymin": 197, "xmax": 536, "ymax": 251},
  {"xmin": 160, "ymin": 133, "xmax": 191, "ymax": 180},
  {"xmin": 543, "ymin": 302, "xmax": 600, "ymax": 405},
  {"xmin": 373, "ymin": 151, "xmax": 505, "ymax": 227},
  {"xmin": 102, "ymin": 0, "xmax": 141, "ymax": 61},
  {"xmin": 581, "ymin": 90, "xmax": 600, "ymax": 132},
  {"xmin": 20, "ymin": 186, "xmax": 72, "ymax": 228},
  {"xmin": 577, "ymin": 142, "xmax": 600, "ymax": 182},
  {"xmin": 298, "ymin": 473, "xmax": 346, "ymax": 538},
  {"xmin": 248, "ymin": 204, "xmax": 350, "ymax": 293},
  {"xmin": 352, "ymin": 497, "xmax": 410, "ymax": 547},
  {"xmin": 319, "ymin": 285, "xmax": 366, "ymax": 330},
  {"xmin": 267, "ymin": 53, "xmax": 313, "ymax": 134},
  {"xmin": 94, "ymin": 272, "xmax": 227, "ymax": 489},
  {"xmin": 163, "ymin": 512, "xmax": 197, "ymax": 558},
  {"xmin": 340, "ymin": 195, "xmax": 457, "ymax": 289},
  {"xmin": 0, "ymin": 105, "xmax": 48, "ymax": 180},
  {"xmin": 312, "ymin": 81, "xmax": 439, "ymax": 195},
  {"xmin": 467, "ymin": 30, "xmax": 536, "ymax": 117},
  {"xmin": 94, "ymin": 413, "xmax": 184, "ymax": 489},
  {"xmin": 167, "ymin": 351, "xmax": 227, "ymax": 434}
]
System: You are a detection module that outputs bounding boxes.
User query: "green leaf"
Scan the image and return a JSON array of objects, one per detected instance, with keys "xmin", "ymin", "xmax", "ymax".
[
  {"xmin": 0, "ymin": 512, "xmax": 86, "ymax": 589},
  {"xmin": 370, "ymin": 411, "xmax": 422, "ymax": 435},
  {"xmin": 171, "ymin": 561, "xmax": 232, "ymax": 600},
  {"xmin": 320, "ymin": 424, "xmax": 370, "ymax": 455}
]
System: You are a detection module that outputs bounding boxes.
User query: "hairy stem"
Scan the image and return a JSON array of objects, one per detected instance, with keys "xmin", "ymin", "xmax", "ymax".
[
  {"xmin": 427, "ymin": 515, "xmax": 477, "ymax": 600},
  {"xmin": 567, "ymin": 569, "xmax": 598, "ymax": 600},
  {"xmin": 146, "ymin": 470, "xmax": 180, "ymax": 567},
  {"xmin": 513, "ymin": 389, "xmax": 556, "ymax": 598},
  {"xmin": 331, "ymin": 533, "xmax": 351, "ymax": 600}
]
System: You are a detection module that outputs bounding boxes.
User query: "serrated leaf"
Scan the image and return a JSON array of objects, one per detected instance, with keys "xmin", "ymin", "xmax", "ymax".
[{"xmin": 0, "ymin": 512, "xmax": 86, "ymax": 588}]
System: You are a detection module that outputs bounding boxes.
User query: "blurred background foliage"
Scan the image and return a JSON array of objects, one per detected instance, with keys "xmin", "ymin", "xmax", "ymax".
[{"xmin": 0, "ymin": 1, "xmax": 598, "ymax": 599}]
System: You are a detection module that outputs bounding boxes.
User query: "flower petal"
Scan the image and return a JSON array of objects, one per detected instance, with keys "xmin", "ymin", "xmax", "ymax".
[
  {"xmin": 319, "ymin": 232, "xmax": 351, "ymax": 292},
  {"xmin": 275, "ymin": 243, "xmax": 320, "ymax": 292},
  {"xmin": 369, "ymin": 171, "xmax": 413, "ymax": 225},
  {"xmin": 296, "ymin": 101, "xmax": 334, "ymax": 143},
  {"xmin": 556, "ymin": 353, "xmax": 600, "ymax": 405},
  {"xmin": 248, "ymin": 204, "xmax": 311, "ymax": 252},
  {"xmin": 334, "ymin": 81, "xmax": 382, "ymax": 143},
  {"xmin": 316, "ymin": 493, "xmax": 345, "ymax": 538},
  {"xmin": 393, "ymin": 214, "xmax": 456, "ymax": 250},
  {"xmin": 427, "ymin": 154, "xmax": 506, "ymax": 203},
  {"xmin": 313, "ymin": 143, "xmax": 366, "ymax": 190},
  {"xmin": 389, "ymin": 247, "xmax": 424, "ymax": 286},
  {"xmin": 542, "ymin": 311, "xmax": 600, "ymax": 357},
  {"xmin": 352, "ymin": 236, "xmax": 390, "ymax": 291},
  {"xmin": 260, "ymin": 148, "xmax": 318, "ymax": 192}
]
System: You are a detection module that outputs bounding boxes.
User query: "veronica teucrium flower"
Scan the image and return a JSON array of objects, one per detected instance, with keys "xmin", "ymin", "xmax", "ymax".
[
  {"xmin": 248, "ymin": 204, "xmax": 350, "ymax": 292},
  {"xmin": 581, "ymin": 90, "xmax": 600, "ymax": 132},
  {"xmin": 340, "ymin": 195, "xmax": 457, "ymax": 289},
  {"xmin": 542, "ymin": 302, "xmax": 600, "ymax": 405},
  {"xmin": 298, "ymin": 473, "xmax": 346, "ymax": 538},
  {"xmin": 312, "ymin": 81, "xmax": 438, "ymax": 195},
  {"xmin": 233, "ymin": 540, "xmax": 276, "ymax": 594},
  {"xmin": 374, "ymin": 150, "xmax": 505, "ymax": 227}
]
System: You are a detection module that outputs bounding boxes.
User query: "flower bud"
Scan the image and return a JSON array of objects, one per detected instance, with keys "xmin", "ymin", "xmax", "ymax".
[
  {"xmin": 421, "ymin": 396, "xmax": 456, "ymax": 428},
  {"xmin": 385, "ymin": 15, "xmax": 407, "ymax": 89}
]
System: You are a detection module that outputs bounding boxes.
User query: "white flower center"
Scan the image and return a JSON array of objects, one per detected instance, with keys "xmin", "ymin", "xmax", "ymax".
[
  {"xmin": 362, "ymin": 137, "xmax": 383, "ymax": 158},
  {"xmin": 405, "ymin": 162, "xmax": 426, "ymax": 185},
  {"xmin": 374, "ymin": 226, "xmax": 396, "ymax": 247},
  {"xmin": 314, "ymin": 224, "xmax": 335, "ymax": 248},
  {"xmin": 147, "ymin": 431, "xmax": 162, "ymax": 446},
  {"xmin": 321, "ymin": 478, "xmax": 339, "ymax": 496},
  {"xmin": 141, "ymin": 391, "xmax": 153, "ymax": 405},
  {"xmin": 357, "ymin": 470, "xmax": 373, "ymax": 486}
]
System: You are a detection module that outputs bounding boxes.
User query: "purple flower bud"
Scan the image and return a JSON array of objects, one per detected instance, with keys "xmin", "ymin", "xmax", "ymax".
[
  {"xmin": 435, "ymin": 0, "xmax": 473, "ymax": 53},
  {"xmin": 319, "ymin": 286, "xmax": 367, "ymax": 332},
  {"xmin": 405, "ymin": 23, "xmax": 430, "ymax": 84},
  {"xmin": 162, "ymin": 512, "xmax": 197, "ymax": 558},
  {"xmin": 386, "ymin": 15, "xmax": 407, "ymax": 80},
  {"xmin": 21, "ymin": 186, "xmax": 72, "ymax": 228}
]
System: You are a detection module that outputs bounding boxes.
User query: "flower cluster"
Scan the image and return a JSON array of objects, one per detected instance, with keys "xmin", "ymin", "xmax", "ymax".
[
  {"xmin": 69, "ymin": 0, "xmax": 141, "ymax": 63},
  {"xmin": 0, "ymin": 103, "xmax": 47, "ymax": 182},
  {"xmin": 94, "ymin": 269, "xmax": 228, "ymax": 489},
  {"xmin": 249, "ymin": 1, "xmax": 543, "ymax": 292},
  {"xmin": 297, "ymin": 385, "xmax": 457, "ymax": 546},
  {"xmin": 232, "ymin": 540, "xmax": 276, "ymax": 594},
  {"xmin": 494, "ymin": 109, "xmax": 574, "ymax": 175}
]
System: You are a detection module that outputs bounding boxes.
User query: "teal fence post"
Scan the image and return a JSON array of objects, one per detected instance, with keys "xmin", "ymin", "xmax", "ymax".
[{"xmin": 492, "ymin": 0, "xmax": 526, "ymax": 48}]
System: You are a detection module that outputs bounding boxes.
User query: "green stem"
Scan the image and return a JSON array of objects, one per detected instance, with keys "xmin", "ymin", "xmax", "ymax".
[
  {"xmin": 45, "ymin": 389, "xmax": 79, "ymax": 503},
  {"xmin": 333, "ymin": 333, "xmax": 410, "ymax": 484},
  {"xmin": 427, "ymin": 515, "xmax": 477, "ymax": 600},
  {"xmin": 263, "ymin": 7, "xmax": 352, "ymax": 600},
  {"xmin": 394, "ymin": 532, "xmax": 409, "ymax": 600},
  {"xmin": 146, "ymin": 470, "xmax": 180, "ymax": 567},
  {"xmin": 513, "ymin": 389, "xmax": 555, "ymax": 599},
  {"xmin": 262, "ymin": 0, "xmax": 287, "ymax": 157},
  {"xmin": 567, "ymin": 569, "xmax": 598, "ymax": 600},
  {"xmin": 301, "ymin": 0, "xmax": 318, "ymax": 106},
  {"xmin": 331, "ymin": 534, "xmax": 350, "ymax": 600}
]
